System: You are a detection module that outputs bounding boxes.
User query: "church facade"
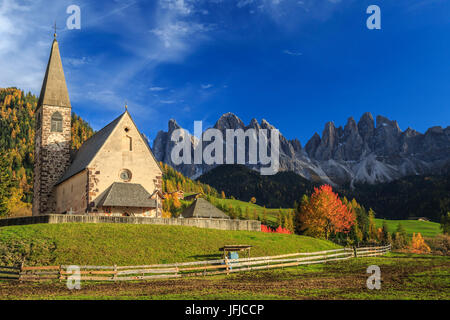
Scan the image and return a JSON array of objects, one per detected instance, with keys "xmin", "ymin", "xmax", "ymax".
[{"xmin": 33, "ymin": 36, "xmax": 163, "ymax": 217}]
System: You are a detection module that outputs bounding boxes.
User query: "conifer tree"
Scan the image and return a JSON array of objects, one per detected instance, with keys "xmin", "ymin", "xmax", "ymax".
[
  {"xmin": 440, "ymin": 212, "xmax": 450, "ymax": 235},
  {"xmin": 262, "ymin": 206, "xmax": 268, "ymax": 225}
]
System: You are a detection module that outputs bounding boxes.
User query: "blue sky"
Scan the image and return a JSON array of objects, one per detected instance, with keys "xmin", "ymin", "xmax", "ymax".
[{"xmin": 1, "ymin": 0, "xmax": 449, "ymax": 144}]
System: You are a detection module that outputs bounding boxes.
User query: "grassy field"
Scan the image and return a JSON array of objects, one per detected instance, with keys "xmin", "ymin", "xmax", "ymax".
[
  {"xmin": 0, "ymin": 253, "xmax": 448, "ymax": 300},
  {"xmin": 212, "ymin": 197, "xmax": 443, "ymax": 237},
  {"xmin": 0, "ymin": 223, "xmax": 340, "ymax": 266},
  {"xmin": 374, "ymin": 218, "xmax": 441, "ymax": 237},
  {"xmin": 211, "ymin": 197, "xmax": 292, "ymax": 223}
]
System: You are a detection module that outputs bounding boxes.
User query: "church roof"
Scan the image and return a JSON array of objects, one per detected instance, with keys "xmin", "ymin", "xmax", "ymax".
[
  {"xmin": 56, "ymin": 111, "xmax": 127, "ymax": 184},
  {"xmin": 181, "ymin": 198, "xmax": 230, "ymax": 219},
  {"xmin": 37, "ymin": 39, "xmax": 71, "ymax": 109},
  {"xmin": 94, "ymin": 182, "xmax": 157, "ymax": 208}
]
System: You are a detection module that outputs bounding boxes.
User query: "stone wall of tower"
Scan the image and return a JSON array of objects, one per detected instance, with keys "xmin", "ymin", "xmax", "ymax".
[{"xmin": 33, "ymin": 105, "xmax": 71, "ymax": 215}]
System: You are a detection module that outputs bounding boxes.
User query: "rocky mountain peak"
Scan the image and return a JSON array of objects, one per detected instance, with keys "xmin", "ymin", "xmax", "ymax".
[
  {"xmin": 152, "ymin": 112, "xmax": 450, "ymax": 187},
  {"xmin": 260, "ymin": 119, "xmax": 275, "ymax": 130},
  {"xmin": 357, "ymin": 112, "xmax": 375, "ymax": 142},
  {"xmin": 168, "ymin": 118, "xmax": 180, "ymax": 132},
  {"xmin": 214, "ymin": 112, "xmax": 245, "ymax": 130},
  {"xmin": 344, "ymin": 117, "xmax": 358, "ymax": 137},
  {"xmin": 247, "ymin": 118, "xmax": 261, "ymax": 130},
  {"xmin": 376, "ymin": 115, "xmax": 401, "ymax": 132}
]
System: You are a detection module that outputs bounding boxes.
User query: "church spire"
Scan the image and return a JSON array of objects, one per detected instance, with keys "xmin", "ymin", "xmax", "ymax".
[{"xmin": 37, "ymin": 34, "xmax": 71, "ymax": 109}]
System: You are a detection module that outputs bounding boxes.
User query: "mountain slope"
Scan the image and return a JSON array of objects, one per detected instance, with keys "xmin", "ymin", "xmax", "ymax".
[
  {"xmin": 198, "ymin": 164, "xmax": 317, "ymax": 208},
  {"xmin": 198, "ymin": 164, "xmax": 450, "ymax": 222},
  {"xmin": 153, "ymin": 112, "xmax": 450, "ymax": 186}
]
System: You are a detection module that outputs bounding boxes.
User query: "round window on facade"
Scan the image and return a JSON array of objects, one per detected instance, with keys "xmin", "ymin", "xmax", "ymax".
[{"xmin": 120, "ymin": 169, "xmax": 132, "ymax": 182}]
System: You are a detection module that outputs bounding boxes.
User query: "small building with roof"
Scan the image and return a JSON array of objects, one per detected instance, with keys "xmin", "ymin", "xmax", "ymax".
[{"xmin": 181, "ymin": 198, "xmax": 230, "ymax": 219}]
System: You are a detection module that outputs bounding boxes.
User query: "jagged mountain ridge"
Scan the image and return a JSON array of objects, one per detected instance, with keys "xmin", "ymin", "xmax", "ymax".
[{"xmin": 152, "ymin": 112, "xmax": 450, "ymax": 186}]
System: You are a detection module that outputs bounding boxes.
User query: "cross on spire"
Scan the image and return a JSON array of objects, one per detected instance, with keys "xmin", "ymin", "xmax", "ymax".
[{"xmin": 53, "ymin": 21, "xmax": 58, "ymax": 39}]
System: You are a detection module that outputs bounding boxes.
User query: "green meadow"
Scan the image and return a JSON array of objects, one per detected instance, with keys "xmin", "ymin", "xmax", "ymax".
[{"xmin": 0, "ymin": 223, "xmax": 339, "ymax": 266}]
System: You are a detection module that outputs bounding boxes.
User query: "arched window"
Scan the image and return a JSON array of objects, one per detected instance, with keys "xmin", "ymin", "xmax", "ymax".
[{"xmin": 51, "ymin": 112, "xmax": 63, "ymax": 132}]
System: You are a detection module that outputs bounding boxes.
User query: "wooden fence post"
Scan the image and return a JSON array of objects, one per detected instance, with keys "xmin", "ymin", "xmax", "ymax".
[
  {"xmin": 19, "ymin": 261, "xmax": 24, "ymax": 282},
  {"xmin": 59, "ymin": 265, "xmax": 62, "ymax": 282},
  {"xmin": 113, "ymin": 264, "xmax": 117, "ymax": 282}
]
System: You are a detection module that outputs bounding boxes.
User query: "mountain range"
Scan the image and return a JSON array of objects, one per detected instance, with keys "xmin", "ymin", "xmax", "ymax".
[{"xmin": 152, "ymin": 112, "xmax": 450, "ymax": 187}]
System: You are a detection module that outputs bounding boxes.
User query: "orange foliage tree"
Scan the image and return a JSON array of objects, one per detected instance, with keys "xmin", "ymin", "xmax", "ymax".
[
  {"xmin": 410, "ymin": 233, "xmax": 431, "ymax": 254},
  {"xmin": 299, "ymin": 185, "xmax": 355, "ymax": 239}
]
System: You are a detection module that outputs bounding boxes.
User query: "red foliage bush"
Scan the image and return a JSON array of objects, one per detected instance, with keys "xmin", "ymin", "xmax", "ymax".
[{"xmin": 261, "ymin": 224, "xmax": 292, "ymax": 234}]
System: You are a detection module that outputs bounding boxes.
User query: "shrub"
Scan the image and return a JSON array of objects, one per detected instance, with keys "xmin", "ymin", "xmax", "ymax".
[
  {"xmin": 261, "ymin": 224, "xmax": 292, "ymax": 234},
  {"xmin": 425, "ymin": 235, "xmax": 450, "ymax": 256}
]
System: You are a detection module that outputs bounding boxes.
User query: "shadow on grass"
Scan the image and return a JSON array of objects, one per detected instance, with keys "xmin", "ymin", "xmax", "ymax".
[
  {"xmin": 389, "ymin": 252, "xmax": 448, "ymax": 259},
  {"xmin": 188, "ymin": 254, "xmax": 222, "ymax": 260}
]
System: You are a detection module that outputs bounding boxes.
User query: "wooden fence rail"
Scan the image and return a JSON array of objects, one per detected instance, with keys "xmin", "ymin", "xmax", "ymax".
[{"xmin": 0, "ymin": 244, "xmax": 391, "ymax": 282}]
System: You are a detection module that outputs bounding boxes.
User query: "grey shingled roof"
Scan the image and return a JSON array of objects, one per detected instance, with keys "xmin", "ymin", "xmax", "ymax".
[
  {"xmin": 94, "ymin": 182, "xmax": 156, "ymax": 208},
  {"xmin": 56, "ymin": 112, "xmax": 126, "ymax": 185},
  {"xmin": 181, "ymin": 198, "xmax": 230, "ymax": 219}
]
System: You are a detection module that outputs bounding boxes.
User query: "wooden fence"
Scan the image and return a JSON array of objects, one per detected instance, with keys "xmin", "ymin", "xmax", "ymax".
[{"xmin": 0, "ymin": 245, "xmax": 391, "ymax": 282}]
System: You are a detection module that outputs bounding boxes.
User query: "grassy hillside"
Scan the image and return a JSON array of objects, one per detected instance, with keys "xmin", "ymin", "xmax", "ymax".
[
  {"xmin": 0, "ymin": 223, "xmax": 340, "ymax": 266},
  {"xmin": 211, "ymin": 197, "xmax": 290, "ymax": 220},
  {"xmin": 374, "ymin": 218, "xmax": 441, "ymax": 238},
  {"xmin": 210, "ymin": 197, "xmax": 443, "ymax": 238}
]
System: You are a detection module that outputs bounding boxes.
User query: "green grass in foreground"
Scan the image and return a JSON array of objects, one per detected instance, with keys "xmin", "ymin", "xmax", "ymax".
[
  {"xmin": 374, "ymin": 218, "xmax": 441, "ymax": 237},
  {"xmin": 1, "ymin": 253, "xmax": 448, "ymax": 300},
  {"xmin": 0, "ymin": 223, "xmax": 339, "ymax": 266}
]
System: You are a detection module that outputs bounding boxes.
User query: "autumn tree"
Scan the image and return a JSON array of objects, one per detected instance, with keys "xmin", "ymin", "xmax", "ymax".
[
  {"xmin": 298, "ymin": 185, "xmax": 355, "ymax": 239},
  {"xmin": 221, "ymin": 191, "xmax": 226, "ymax": 199},
  {"xmin": 367, "ymin": 208, "xmax": 377, "ymax": 241},
  {"xmin": 410, "ymin": 233, "xmax": 431, "ymax": 254},
  {"xmin": 0, "ymin": 151, "xmax": 13, "ymax": 216},
  {"xmin": 250, "ymin": 197, "xmax": 256, "ymax": 204}
]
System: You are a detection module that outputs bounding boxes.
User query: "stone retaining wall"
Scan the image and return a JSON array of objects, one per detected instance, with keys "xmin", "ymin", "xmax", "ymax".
[{"xmin": 0, "ymin": 214, "xmax": 261, "ymax": 231}]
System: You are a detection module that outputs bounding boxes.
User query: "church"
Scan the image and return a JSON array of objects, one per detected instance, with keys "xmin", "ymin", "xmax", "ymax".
[{"xmin": 32, "ymin": 34, "xmax": 163, "ymax": 217}]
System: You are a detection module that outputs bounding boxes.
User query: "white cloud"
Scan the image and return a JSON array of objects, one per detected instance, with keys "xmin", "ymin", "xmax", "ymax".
[
  {"xmin": 0, "ymin": 0, "xmax": 55, "ymax": 92},
  {"xmin": 65, "ymin": 57, "xmax": 91, "ymax": 67},
  {"xmin": 237, "ymin": 0, "xmax": 255, "ymax": 8},
  {"xmin": 150, "ymin": 21, "xmax": 214, "ymax": 49},
  {"xmin": 160, "ymin": 0, "xmax": 192, "ymax": 15},
  {"xmin": 201, "ymin": 83, "xmax": 213, "ymax": 89},
  {"xmin": 160, "ymin": 99, "xmax": 176, "ymax": 104},
  {"xmin": 283, "ymin": 49, "xmax": 302, "ymax": 56},
  {"xmin": 149, "ymin": 86, "xmax": 167, "ymax": 91}
]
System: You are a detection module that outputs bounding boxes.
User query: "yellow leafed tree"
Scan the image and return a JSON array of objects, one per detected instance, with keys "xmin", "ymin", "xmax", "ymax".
[{"xmin": 410, "ymin": 233, "xmax": 431, "ymax": 254}]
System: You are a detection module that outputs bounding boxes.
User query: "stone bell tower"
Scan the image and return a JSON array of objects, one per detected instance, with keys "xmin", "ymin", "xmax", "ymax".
[{"xmin": 33, "ymin": 33, "xmax": 72, "ymax": 216}]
